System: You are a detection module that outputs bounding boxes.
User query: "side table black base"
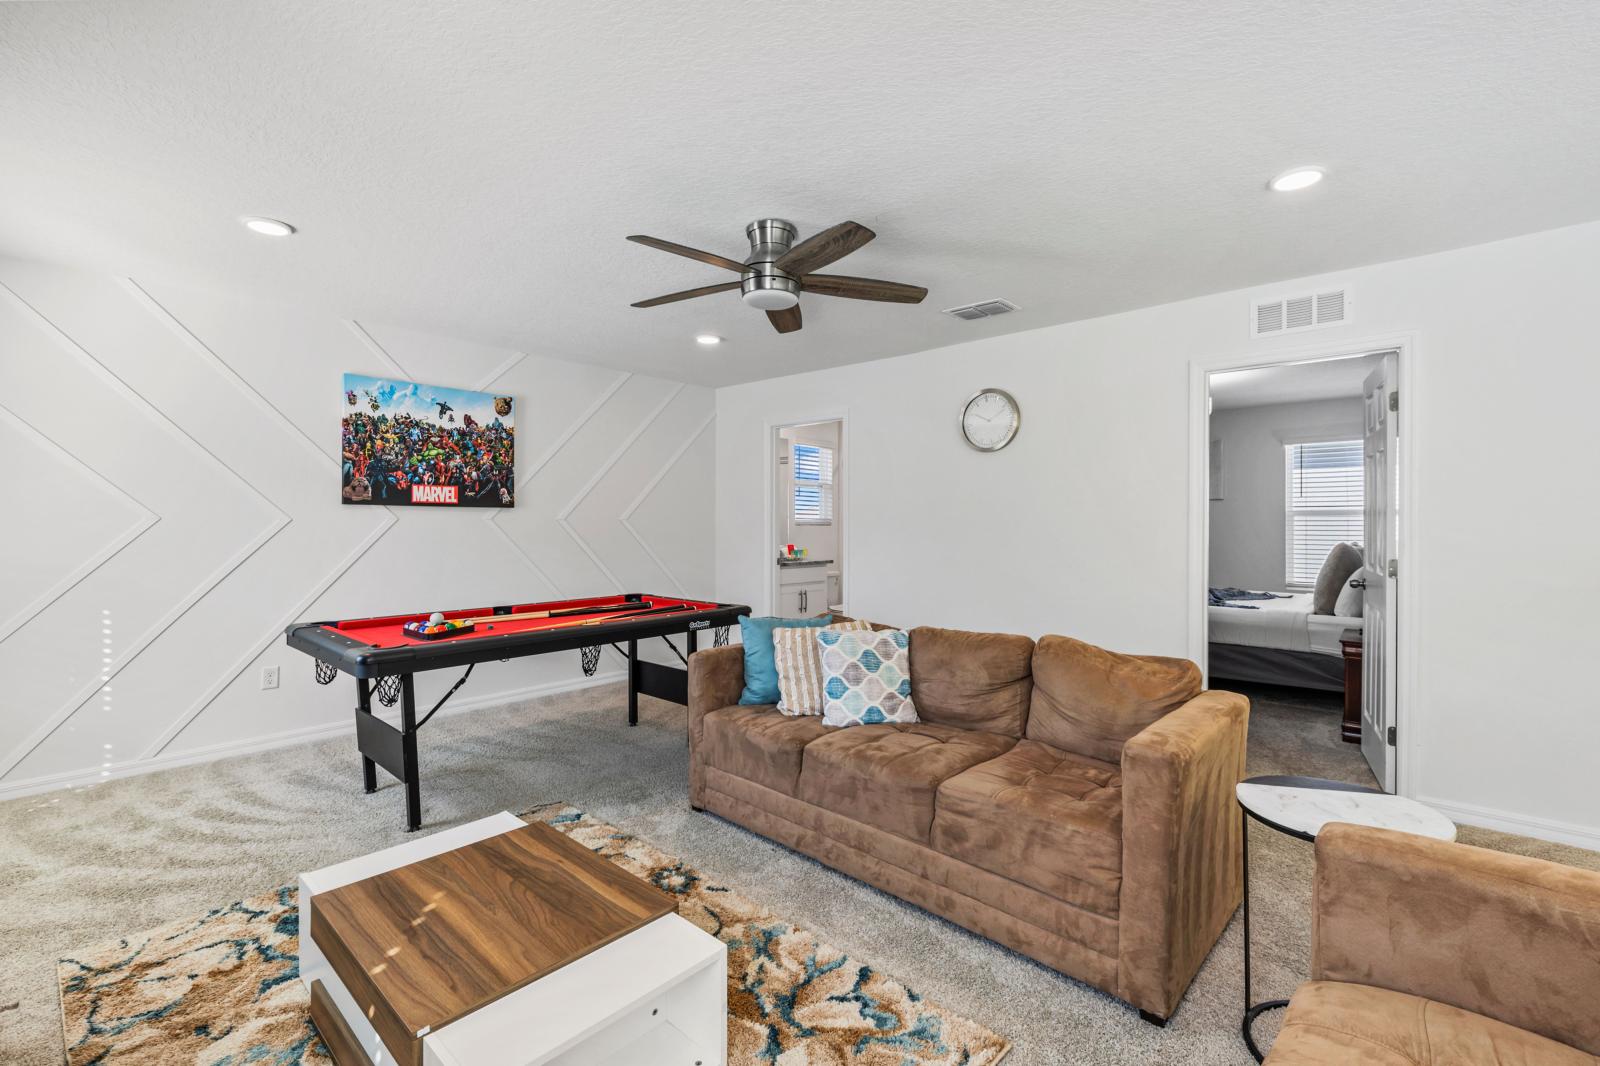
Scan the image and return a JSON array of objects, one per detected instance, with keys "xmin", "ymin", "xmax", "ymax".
[{"xmin": 1243, "ymin": 998, "xmax": 1289, "ymax": 1061}]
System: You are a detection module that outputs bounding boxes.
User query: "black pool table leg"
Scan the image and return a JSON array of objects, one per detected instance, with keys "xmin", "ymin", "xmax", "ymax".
[
  {"xmin": 627, "ymin": 638, "xmax": 639, "ymax": 727},
  {"xmin": 356, "ymin": 678, "xmax": 377, "ymax": 794},
  {"xmin": 400, "ymin": 674, "xmax": 421, "ymax": 832}
]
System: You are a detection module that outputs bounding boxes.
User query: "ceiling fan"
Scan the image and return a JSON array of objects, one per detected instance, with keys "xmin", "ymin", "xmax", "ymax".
[{"xmin": 626, "ymin": 219, "xmax": 928, "ymax": 334}]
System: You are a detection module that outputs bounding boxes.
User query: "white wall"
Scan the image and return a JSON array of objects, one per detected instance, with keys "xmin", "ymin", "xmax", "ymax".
[
  {"xmin": 1208, "ymin": 397, "xmax": 1363, "ymax": 591},
  {"xmin": 716, "ymin": 220, "xmax": 1600, "ymax": 848},
  {"xmin": 0, "ymin": 255, "xmax": 715, "ymax": 797}
]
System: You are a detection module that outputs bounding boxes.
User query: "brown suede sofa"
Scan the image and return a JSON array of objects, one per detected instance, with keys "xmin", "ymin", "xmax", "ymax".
[
  {"xmin": 687, "ymin": 625, "xmax": 1250, "ymax": 1022},
  {"xmin": 1265, "ymin": 823, "xmax": 1600, "ymax": 1064}
]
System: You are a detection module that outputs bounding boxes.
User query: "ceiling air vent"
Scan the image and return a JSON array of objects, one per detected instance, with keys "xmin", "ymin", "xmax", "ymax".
[
  {"xmin": 1252, "ymin": 289, "xmax": 1347, "ymax": 337},
  {"xmin": 944, "ymin": 298, "xmax": 1019, "ymax": 321}
]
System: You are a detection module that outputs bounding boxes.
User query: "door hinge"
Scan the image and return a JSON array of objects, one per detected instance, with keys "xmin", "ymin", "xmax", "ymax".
[
  {"xmin": 1388, "ymin": 390, "xmax": 1398, "ymax": 413},
  {"xmin": 1387, "ymin": 558, "xmax": 1398, "ymax": 579},
  {"xmin": 1386, "ymin": 725, "xmax": 1397, "ymax": 746}
]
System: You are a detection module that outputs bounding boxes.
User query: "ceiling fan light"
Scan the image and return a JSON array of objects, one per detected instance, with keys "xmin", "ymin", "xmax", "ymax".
[{"xmin": 741, "ymin": 288, "xmax": 799, "ymax": 311}]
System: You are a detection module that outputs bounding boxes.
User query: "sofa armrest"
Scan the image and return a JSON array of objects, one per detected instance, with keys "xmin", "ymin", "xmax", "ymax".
[
  {"xmin": 1313, "ymin": 822, "xmax": 1600, "ymax": 1056},
  {"xmin": 1117, "ymin": 689, "xmax": 1249, "ymax": 1019},
  {"xmin": 687, "ymin": 644, "xmax": 745, "ymax": 806}
]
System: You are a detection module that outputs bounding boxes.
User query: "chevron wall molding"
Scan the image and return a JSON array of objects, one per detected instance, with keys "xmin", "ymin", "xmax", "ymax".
[{"xmin": 0, "ymin": 255, "xmax": 716, "ymax": 797}]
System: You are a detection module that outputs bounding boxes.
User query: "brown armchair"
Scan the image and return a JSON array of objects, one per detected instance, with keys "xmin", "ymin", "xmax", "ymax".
[{"xmin": 1265, "ymin": 823, "xmax": 1600, "ymax": 1063}]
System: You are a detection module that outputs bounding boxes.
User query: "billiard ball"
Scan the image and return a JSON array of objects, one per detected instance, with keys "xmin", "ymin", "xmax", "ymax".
[{"xmin": 428, "ymin": 612, "xmax": 445, "ymax": 625}]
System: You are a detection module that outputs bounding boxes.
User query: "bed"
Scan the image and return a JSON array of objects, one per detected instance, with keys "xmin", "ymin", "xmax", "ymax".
[{"xmin": 1208, "ymin": 591, "xmax": 1361, "ymax": 692}]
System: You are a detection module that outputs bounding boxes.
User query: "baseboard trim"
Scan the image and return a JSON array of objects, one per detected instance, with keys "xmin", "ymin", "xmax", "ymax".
[
  {"xmin": 0, "ymin": 670, "xmax": 627, "ymax": 801},
  {"xmin": 1420, "ymin": 795, "xmax": 1600, "ymax": 851}
]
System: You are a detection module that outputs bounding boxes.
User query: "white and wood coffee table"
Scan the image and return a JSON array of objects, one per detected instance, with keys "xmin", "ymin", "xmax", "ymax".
[{"xmin": 298, "ymin": 812, "xmax": 727, "ymax": 1066}]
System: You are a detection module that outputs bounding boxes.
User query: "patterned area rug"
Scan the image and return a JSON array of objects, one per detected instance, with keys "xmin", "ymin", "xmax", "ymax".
[{"xmin": 58, "ymin": 805, "xmax": 1011, "ymax": 1065}]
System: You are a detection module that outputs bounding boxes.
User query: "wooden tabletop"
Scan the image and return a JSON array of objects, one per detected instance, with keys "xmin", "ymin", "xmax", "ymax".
[{"xmin": 310, "ymin": 821, "xmax": 675, "ymax": 1066}]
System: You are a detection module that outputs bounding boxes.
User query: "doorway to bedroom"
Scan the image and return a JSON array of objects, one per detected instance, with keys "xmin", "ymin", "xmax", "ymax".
[{"xmin": 1202, "ymin": 347, "xmax": 1402, "ymax": 792}]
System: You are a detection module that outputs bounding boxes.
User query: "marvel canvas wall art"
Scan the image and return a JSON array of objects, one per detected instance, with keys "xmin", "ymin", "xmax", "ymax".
[{"xmin": 341, "ymin": 374, "xmax": 515, "ymax": 507}]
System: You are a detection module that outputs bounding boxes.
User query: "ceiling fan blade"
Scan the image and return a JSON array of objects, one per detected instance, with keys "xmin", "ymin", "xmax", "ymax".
[
  {"xmin": 626, "ymin": 235, "xmax": 748, "ymax": 273},
  {"xmin": 775, "ymin": 221, "xmax": 875, "ymax": 275},
  {"xmin": 767, "ymin": 306, "xmax": 802, "ymax": 334},
  {"xmin": 801, "ymin": 274, "xmax": 928, "ymax": 304},
  {"xmin": 630, "ymin": 281, "xmax": 741, "ymax": 308}
]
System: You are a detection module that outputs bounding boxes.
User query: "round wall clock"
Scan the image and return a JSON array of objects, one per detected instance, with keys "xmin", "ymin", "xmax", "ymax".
[{"xmin": 960, "ymin": 388, "xmax": 1020, "ymax": 452}]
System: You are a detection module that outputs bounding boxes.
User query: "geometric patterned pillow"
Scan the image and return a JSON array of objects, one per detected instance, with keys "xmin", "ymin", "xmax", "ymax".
[
  {"xmin": 774, "ymin": 620, "xmax": 871, "ymax": 717},
  {"xmin": 817, "ymin": 627, "xmax": 919, "ymax": 727}
]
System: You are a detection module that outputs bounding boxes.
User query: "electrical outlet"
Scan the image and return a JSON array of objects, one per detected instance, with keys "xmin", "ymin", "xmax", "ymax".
[{"xmin": 261, "ymin": 665, "xmax": 280, "ymax": 690}]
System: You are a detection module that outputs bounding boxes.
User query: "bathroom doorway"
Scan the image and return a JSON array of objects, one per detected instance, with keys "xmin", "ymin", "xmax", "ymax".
[{"xmin": 771, "ymin": 419, "xmax": 845, "ymax": 618}]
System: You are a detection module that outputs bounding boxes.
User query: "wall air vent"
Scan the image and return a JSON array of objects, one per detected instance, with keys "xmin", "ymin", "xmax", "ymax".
[
  {"xmin": 943, "ymin": 298, "xmax": 1019, "ymax": 321},
  {"xmin": 1252, "ymin": 289, "xmax": 1346, "ymax": 337}
]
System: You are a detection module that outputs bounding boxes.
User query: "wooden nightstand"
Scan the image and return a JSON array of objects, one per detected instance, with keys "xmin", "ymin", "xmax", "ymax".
[{"xmin": 1338, "ymin": 628, "xmax": 1363, "ymax": 744}]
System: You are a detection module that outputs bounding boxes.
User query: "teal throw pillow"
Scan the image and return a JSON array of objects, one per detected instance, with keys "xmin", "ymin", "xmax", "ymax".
[{"xmin": 738, "ymin": 614, "xmax": 834, "ymax": 705}]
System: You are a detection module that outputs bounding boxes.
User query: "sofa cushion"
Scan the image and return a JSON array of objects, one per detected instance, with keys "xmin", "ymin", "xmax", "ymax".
[
  {"xmin": 700, "ymin": 705, "xmax": 831, "ymax": 797},
  {"xmin": 909, "ymin": 627, "xmax": 1034, "ymax": 737},
  {"xmin": 932, "ymin": 740, "xmax": 1124, "ymax": 917},
  {"xmin": 1264, "ymin": 980, "xmax": 1598, "ymax": 1065},
  {"xmin": 796, "ymin": 723, "xmax": 1015, "ymax": 843},
  {"xmin": 1026, "ymin": 636, "xmax": 1201, "ymax": 763}
]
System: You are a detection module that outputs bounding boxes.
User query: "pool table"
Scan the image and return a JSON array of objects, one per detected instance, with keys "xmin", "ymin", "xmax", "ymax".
[{"xmin": 286, "ymin": 593, "xmax": 750, "ymax": 830}]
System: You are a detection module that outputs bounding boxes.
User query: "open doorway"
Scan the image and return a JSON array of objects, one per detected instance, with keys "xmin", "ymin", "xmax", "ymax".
[
  {"xmin": 771, "ymin": 419, "xmax": 845, "ymax": 619},
  {"xmin": 1201, "ymin": 348, "xmax": 1402, "ymax": 791}
]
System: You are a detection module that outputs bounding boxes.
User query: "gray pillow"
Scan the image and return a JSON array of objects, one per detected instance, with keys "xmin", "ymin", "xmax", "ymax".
[
  {"xmin": 1314, "ymin": 543, "xmax": 1364, "ymax": 615},
  {"xmin": 1334, "ymin": 573, "xmax": 1364, "ymax": 618}
]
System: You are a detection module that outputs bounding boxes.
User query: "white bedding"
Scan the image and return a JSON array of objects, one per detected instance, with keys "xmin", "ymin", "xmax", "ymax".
[{"xmin": 1208, "ymin": 591, "xmax": 1362, "ymax": 656}]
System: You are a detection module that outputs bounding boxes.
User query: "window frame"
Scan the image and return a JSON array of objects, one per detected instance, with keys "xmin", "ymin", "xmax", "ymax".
[
  {"xmin": 789, "ymin": 438, "xmax": 835, "ymax": 527},
  {"xmin": 1283, "ymin": 433, "xmax": 1364, "ymax": 590}
]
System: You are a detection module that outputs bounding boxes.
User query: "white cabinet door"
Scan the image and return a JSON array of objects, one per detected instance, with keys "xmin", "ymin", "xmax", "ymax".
[{"xmin": 776, "ymin": 579, "xmax": 827, "ymax": 618}]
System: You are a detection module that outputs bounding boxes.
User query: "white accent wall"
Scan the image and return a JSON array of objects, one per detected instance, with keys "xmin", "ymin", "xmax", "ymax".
[
  {"xmin": 716, "ymin": 220, "xmax": 1600, "ymax": 849},
  {"xmin": 0, "ymin": 255, "xmax": 714, "ymax": 797},
  {"xmin": 1208, "ymin": 397, "xmax": 1364, "ymax": 592}
]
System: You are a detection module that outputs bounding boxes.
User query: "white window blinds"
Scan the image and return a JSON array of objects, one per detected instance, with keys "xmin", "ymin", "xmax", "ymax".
[
  {"xmin": 792, "ymin": 442, "xmax": 834, "ymax": 525},
  {"xmin": 1284, "ymin": 439, "xmax": 1363, "ymax": 587}
]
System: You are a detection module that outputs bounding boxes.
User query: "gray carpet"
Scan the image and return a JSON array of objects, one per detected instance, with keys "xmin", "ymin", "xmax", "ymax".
[{"xmin": 3, "ymin": 680, "xmax": 1595, "ymax": 1065}]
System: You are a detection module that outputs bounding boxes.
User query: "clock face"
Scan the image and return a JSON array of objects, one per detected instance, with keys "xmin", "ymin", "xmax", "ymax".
[{"xmin": 961, "ymin": 389, "xmax": 1020, "ymax": 451}]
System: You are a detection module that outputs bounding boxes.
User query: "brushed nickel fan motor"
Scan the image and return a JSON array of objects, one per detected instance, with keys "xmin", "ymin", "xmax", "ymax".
[{"xmin": 741, "ymin": 218, "xmax": 800, "ymax": 310}]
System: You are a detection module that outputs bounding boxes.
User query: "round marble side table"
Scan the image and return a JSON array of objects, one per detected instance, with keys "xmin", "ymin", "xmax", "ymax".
[{"xmin": 1235, "ymin": 775, "xmax": 1456, "ymax": 1062}]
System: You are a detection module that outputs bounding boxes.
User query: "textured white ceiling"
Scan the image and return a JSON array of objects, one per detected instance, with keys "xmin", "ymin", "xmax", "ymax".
[
  {"xmin": 3, "ymin": 1, "xmax": 1599, "ymax": 387},
  {"xmin": 1211, "ymin": 353, "xmax": 1382, "ymax": 410}
]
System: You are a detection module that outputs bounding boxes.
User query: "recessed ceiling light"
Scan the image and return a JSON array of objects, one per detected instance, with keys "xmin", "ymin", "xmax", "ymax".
[
  {"xmin": 241, "ymin": 216, "xmax": 296, "ymax": 236},
  {"xmin": 1268, "ymin": 167, "xmax": 1325, "ymax": 192},
  {"xmin": 695, "ymin": 334, "xmax": 723, "ymax": 346}
]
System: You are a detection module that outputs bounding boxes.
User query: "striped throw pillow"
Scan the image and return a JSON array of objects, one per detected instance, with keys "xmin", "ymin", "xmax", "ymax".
[{"xmin": 774, "ymin": 621, "xmax": 870, "ymax": 716}]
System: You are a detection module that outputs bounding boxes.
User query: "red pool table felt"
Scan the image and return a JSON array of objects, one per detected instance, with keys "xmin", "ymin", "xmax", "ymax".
[{"xmin": 321, "ymin": 594, "xmax": 721, "ymax": 649}]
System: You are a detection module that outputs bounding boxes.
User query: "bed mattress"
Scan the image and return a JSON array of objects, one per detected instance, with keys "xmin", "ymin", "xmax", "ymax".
[{"xmin": 1208, "ymin": 591, "xmax": 1362, "ymax": 656}]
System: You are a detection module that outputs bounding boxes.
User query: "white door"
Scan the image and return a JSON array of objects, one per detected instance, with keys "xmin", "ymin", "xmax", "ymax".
[{"xmin": 1360, "ymin": 353, "xmax": 1399, "ymax": 791}]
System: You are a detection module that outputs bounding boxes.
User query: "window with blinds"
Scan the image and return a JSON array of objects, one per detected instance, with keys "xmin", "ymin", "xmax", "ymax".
[
  {"xmin": 1285, "ymin": 439, "xmax": 1364, "ymax": 587},
  {"xmin": 792, "ymin": 442, "xmax": 835, "ymax": 525}
]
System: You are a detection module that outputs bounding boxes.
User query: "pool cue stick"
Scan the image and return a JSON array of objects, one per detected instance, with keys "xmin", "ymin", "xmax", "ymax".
[
  {"xmin": 510, "ymin": 602, "xmax": 694, "ymax": 634},
  {"xmin": 454, "ymin": 601, "xmax": 651, "ymax": 627}
]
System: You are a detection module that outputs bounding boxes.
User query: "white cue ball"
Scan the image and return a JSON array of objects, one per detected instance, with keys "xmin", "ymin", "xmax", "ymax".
[{"xmin": 428, "ymin": 612, "xmax": 444, "ymax": 625}]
